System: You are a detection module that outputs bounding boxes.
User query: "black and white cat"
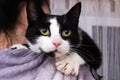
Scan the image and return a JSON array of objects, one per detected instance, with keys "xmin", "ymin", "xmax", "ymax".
[{"xmin": 11, "ymin": 1, "xmax": 102, "ymax": 76}]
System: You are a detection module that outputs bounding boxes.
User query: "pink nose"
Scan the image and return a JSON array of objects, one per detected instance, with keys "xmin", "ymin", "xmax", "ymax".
[{"xmin": 53, "ymin": 42, "xmax": 61, "ymax": 47}]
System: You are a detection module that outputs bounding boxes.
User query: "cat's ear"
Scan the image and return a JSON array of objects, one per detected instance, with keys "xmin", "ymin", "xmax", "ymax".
[
  {"xmin": 66, "ymin": 2, "xmax": 81, "ymax": 25},
  {"xmin": 27, "ymin": 0, "xmax": 49, "ymax": 21}
]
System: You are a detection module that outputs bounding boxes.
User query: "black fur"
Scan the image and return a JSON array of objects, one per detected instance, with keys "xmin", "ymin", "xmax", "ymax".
[
  {"xmin": 26, "ymin": 1, "xmax": 102, "ymax": 69},
  {"xmin": 0, "ymin": 0, "xmax": 49, "ymax": 32},
  {"xmin": 0, "ymin": 0, "xmax": 26, "ymax": 32}
]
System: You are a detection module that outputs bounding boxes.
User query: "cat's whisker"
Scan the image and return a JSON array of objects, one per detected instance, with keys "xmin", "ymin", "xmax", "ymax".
[
  {"xmin": 72, "ymin": 49, "xmax": 91, "ymax": 58},
  {"xmin": 77, "ymin": 50, "xmax": 101, "ymax": 62},
  {"xmin": 78, "ymin": 44, "xmax": 95, "ymax": 47},
  {"xmin": 70, "ymin": 49, "xmax": 94, "ymax": 62},
  {"xmin": 70, "ymin": 48, "xmax": 96, "ymax": 61},
  {"xmin": 26, "ymin": 1, "xmax": 102, "ymax": 71},
  {"xmin": 78, "ymin": 47, "xmax": 94, "ymax": 55}
]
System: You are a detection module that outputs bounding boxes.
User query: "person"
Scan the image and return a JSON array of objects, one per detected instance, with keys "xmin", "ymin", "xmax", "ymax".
[
  {"xmin": 0, "ymin": 0, "xmax": 50, "ymax": 49},
  {"xmin": 0, "ymin": 0, "xmax": 100, "ymax": 80},
  {"xmin": 0, "ymin": 0, "xmax": 27, "ymax": 49}
]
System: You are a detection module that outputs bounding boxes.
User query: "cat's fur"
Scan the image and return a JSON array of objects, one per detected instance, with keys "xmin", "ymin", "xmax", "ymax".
[{"xmin": 11, "ymin": 1, "xmax": 102, "ymax": 76}]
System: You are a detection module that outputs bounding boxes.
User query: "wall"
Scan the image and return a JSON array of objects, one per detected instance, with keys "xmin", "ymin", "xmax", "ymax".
[{"xmin": 50, "ymin": 0, "xmax": 120, "ymax": 36}]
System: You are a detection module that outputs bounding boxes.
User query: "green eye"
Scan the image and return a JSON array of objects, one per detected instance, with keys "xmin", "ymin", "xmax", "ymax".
[
  {"xmin": 40, "ymin": 28, "xmax": 49, "ymax": 36},
  {"xmin": 62, "ymin": 30, "xmax": 72, "ymax": 37}
]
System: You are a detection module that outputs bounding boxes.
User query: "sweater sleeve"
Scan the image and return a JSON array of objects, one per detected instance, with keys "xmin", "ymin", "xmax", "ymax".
[{"xmin": 0, "ymin": 49, "xmax": 99, "ymax": 80}]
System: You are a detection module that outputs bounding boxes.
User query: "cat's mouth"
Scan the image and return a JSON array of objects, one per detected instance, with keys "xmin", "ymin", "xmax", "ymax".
[
  {"xmin": 39, "ymin": 46, "xmax": 65, "ymax": 57},
  {"xmin": 54, "ymin": 49, "xmax": 60, "ymax": 53},
  {"xmin": 39, "ymin": 47, "xmax": 60, "ymax": 53},
  {"xmin": 45, "ymin": 50, "xmax": 60, "ymax": 57},
  {"xmin": 49, "ymin": 49, "xmax": 60, "ymax": 54}
]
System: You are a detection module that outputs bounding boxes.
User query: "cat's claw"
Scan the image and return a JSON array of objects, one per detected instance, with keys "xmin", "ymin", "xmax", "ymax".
[
  {"xmin": 55, "ymin": 57, "xmax": 79, "ymax": 76},
  {"xmin": 56, "ymin": 60, "xmax": 73, "ymax": 75},
  {"xmin": 55, "ymin": 53, "xmax": 85, "ymax": 76},
  {"xmin": 71, "ymin": 63, "xmax": 80, "ymax": 76}
]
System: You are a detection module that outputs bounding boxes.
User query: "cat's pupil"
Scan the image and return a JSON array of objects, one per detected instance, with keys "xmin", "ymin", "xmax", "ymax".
[
  {"xmin": 62, "ymin": 30, "xmax": 71, "ymax": 37},
  {"xmin": 42, "ymin": 28, "xmax": 47, "ymax": 33},
  {"xmin": 40, "ymin": 28, "xmax": 49, "ymax": 36},
  {"xmin": 64, "ymin": 30, "xmax": 69, "ymax": 34}
]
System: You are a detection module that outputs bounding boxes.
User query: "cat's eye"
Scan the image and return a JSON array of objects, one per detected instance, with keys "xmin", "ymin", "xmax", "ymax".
[
  {"xmin": 62, "ymin": 30, "xmax": 72, "ymax": 37},
  {"xmin": 40, "ymin": 28, "xmax": 49, "ymax": 36}
]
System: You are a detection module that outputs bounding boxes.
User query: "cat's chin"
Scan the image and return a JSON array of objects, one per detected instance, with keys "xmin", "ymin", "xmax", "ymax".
[{"xmin": 54, "ymin": 51, "xmax": 66, "ymax": 58}]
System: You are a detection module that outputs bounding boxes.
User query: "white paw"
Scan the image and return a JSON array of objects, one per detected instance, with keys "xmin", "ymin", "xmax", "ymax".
[
  {"xmin": 10, "ymin": 44, "xmax": 28, "ymax": 50},
  {"xmin": 55, "ymin": 53, "xmax": 85, "ymax": 76}
]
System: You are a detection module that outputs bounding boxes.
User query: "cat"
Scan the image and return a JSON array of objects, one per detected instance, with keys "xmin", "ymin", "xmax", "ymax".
[{"xmin": 11, "ymin": 1, "xmax": 102, "ymax": 76}]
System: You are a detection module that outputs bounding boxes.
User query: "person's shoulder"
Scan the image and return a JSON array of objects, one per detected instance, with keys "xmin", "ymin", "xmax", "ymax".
[{"xmin": 0, "ymin": 46, "xmax": 37, "ymax": 57}]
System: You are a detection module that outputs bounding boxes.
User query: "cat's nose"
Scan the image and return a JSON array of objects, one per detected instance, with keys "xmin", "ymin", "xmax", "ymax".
[{"xmin": 53, "ymin": 42, "xmax": 61, "ymax": 48}]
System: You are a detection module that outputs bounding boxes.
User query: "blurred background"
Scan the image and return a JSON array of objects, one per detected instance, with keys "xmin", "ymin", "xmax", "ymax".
[{"xmin": 49, "ymin": 0, "xmax": 120, "ymax": 80}]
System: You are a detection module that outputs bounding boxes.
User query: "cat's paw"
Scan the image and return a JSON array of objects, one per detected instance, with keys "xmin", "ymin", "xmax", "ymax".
[
  {"xmin": 55, "ymin": 53, "xmax": 85, "ymax": 76},
  {"xmin": 10, "ymin": 44, "xmax": 28, "ymax": 50}
]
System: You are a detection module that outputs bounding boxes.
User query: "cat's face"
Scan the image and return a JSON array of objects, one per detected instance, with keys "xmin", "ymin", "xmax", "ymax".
[{"xmin": 27, "ymin": 2, "xmax": 81, "ymax": 57}]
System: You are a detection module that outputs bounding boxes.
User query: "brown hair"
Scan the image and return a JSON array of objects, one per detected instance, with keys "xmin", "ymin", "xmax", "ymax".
[{"xmin": 0, "ymin": 0, "xmax": 27, "ymax": 33}]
